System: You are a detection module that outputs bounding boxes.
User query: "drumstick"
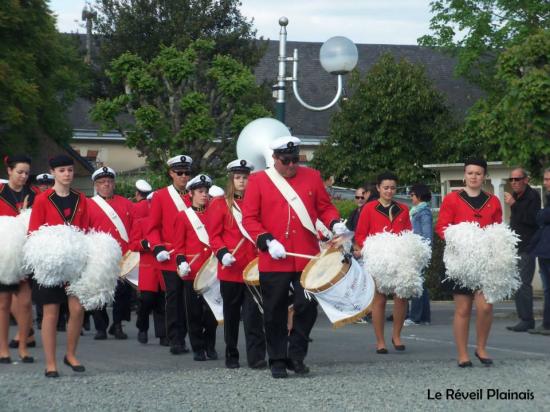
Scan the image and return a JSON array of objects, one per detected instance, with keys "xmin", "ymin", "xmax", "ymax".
[
  {"xmin": 231, "ymin": 238, "xmax": 246, "ymax": 255},
  {"xmin": 286, "ymin": 252, "xmax": 320, "ymax": 260}
]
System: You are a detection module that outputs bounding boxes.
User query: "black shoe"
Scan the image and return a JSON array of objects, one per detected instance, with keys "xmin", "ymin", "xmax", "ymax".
[
  {"xmin": 0, "ymin": 357, "xmax": 12, "ymax": 364},
  {"xmin": 458, "ymin": 361, "xmax": 473, "ymax": 368},
  {"xmin": 170, "ymin": 344, "xmax": 188, "ymax": 355},
  {"xmin": 475, "ymin": 352, "xmax": 493, "ymax": 366},
  {"xmin": 193, "ymin": 351, "xmax": 207, "ymax": 361},
  {"xmin": 159, "ymin": 337, "xmax": 170, "ymax": 347},
  {"xmin": 45, "ymin": 370, "xmax": 59, "ymax": 378},
  {"xmin": 506, "ymin": 321, "xmax": 534, "ymax": 332},
  {"xmin": 249, "ymin": 359, "xmax": 267, "ymax": 369},
  {"xmin": 271, "ymin": 361, "xmax": 288, "ymax": 379},
  {"xmin": 137, "ymin": 331, "xmax": 148, "ymax": 344},
  {"xmin": 206, "ymin": 348, "xmax": 218, "ymax": 360},
  {"xmin": 94, "ymin": 330, "xmax": 107, "ymax": 340},
  {"xmin": 376, "ymin": 348, "xmax": 388, "ymax": 354},
  {"xmin": 392, "ymin": 338, "xmax": 406, "ymax": 351},
  {"xmin": 386, "ymin": 314, "xmax": 393, "ymax": 322},
  {"xmin": 289, "ymin": 359, "xmax": 310, "ymax": 375},
  {"xmin": 110, "ymin": 324, "xmax": 128, "ymax": 340},
  {"xmin": 63, "ymin": 356, "xmax": 85, "ymax": 372},
  {"xmin": 19, "ymin": 355, "xmax": 34, "ymax": 363},
  {"xmin": 226, "ymin": 358, "xmax": 240, "ymax": 369},
  {"xmin": 8, "ymin": 339, "xmax": 36, "ymax": 349}
]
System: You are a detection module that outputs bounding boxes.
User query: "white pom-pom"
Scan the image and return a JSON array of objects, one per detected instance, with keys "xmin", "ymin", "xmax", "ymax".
[
  {"xmin": 67, "ymin": 231, "xmax": 122, "ymax": 310},
  {"xmin": 24, "ymin": 225, "xmax": 88, "ymax": 286},
  {"xmin": 362, "ymin": 230, "xmax": 431, "ymax": 298},
  {"xmin": 16, "ymin": 208, "xmax": 32, "ymax": 231},
  {"xmin": 0, "ymin": 216, "xmax": 29, "ymax": 285}
]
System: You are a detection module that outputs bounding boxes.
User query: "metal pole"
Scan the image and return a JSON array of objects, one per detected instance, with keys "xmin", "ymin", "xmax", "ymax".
[{"xmin": 276, "ymin": 17, "xmax": 288, "ymax": 124}]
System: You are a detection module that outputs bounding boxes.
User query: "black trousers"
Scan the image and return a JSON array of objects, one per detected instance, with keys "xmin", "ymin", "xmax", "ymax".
[
  {"xmin": 514, "ymin": 252, "xmax": 536, "ymax": 323},
  {"xmin": 183, "ymin": 280, "xmax": 217, "ymax": 352},
  {"xmin": 136, "ymin": 291, "xmax": 166, "ymax": 338},
  {"xmin": 92, "ymin": 280, "xmax": 132, "ymax": 331},
  {"xmin": 220, "ymin": 280, "xmax": 266, "ymax": 365},
  {"xmin": 162, "ymin": 271, "xmax": 188, "ymax": 346},
  {"xmin": 259, "ymin": 271, "xmax": 317, "ymax": 363}
]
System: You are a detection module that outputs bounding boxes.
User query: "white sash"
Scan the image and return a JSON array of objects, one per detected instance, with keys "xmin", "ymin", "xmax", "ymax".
[
  {"xmin": 168, "ymin": 185, "xmax": 187, "ymax": 212},
  {"xmin": 265, "ymin": 168, "xmax": 318, "ymax": 237},
  {"xmin": 91, "ymin": 196, "xmax": 129, "ymax": 242},
  {"xmin": 184, "ymin": 208, "xmax": 210, "ymax": 246},
  {"xmin": 231, "ymin": 202, "xmax": 254, "ymax": 244}
]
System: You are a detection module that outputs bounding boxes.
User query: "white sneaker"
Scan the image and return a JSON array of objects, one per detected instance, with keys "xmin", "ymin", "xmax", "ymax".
[
  {"xmin": 355, "ymin": 318, "xmax": 367, "ymax": 324},
  {"xmin": 403, "ymin": 319, "xmax": 418, "ymax": 326}
]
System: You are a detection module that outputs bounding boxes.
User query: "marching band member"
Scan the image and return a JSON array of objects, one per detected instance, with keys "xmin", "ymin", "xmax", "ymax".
[
  {"xmin": 146, "ymin": 155, "xmax": 193, "ymax": 355},
  {"xmin": 354, "ymin": 171, "xmax": 412, "ymax": 354},
  {"xmin": 129, "ymin": 181, "xmax": 168, "ymax": 346},
  {"xmin": 242, "ymin": 136, "xmax": 341, "ymax": 379},
  {"xmin": 0, "ymin": 155, "xmax": 38, "ymax": 364},
  {"xmin": 207, "ymin": 159, "xmax": 267, "ymax": 369},
  {"xmin": 35, "ymin": 173, "xmax": 54, "ymax": 192},
  {"xmin": 29, "ymin": 155, "xmax": 89, "ymax": 377},
  {"xmin": 435, "ymin": 158, "xmax": 502, "ymax": 367},
  {"xmin": 87, "ymin": 167, "xmax": 134, "ymax": 340},
  {"xmin": 174, "ymin": 174, "xmax": 218, "ymax": 362}
]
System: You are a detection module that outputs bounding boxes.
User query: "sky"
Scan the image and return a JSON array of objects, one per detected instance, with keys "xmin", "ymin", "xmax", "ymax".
[{"xmin": 48, "ymin": 0, "xmax": 435, "ymax": 45}]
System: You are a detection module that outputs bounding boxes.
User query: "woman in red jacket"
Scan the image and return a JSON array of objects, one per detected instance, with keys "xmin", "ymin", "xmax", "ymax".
[
  {"xmin": 174, "ymin": 174, "xmax": 218, "ymax": 362},
  {"xmin": 28, "ymin": 155, "xmax": 89, "ymax": 377},
  {"xmin": 0, "ymin": 154, "xmax": 38, "ymax": 364},
  {"xmin": 355, "ymin": 171, "xmax": 412, "ymax": 354},
  {"xmin": 207, "ymin": 159, "xmax": 266, "ymax": 369},
  {"xmin": 435, "ymin": 158, "xmax": 502, "ymax": 368}
]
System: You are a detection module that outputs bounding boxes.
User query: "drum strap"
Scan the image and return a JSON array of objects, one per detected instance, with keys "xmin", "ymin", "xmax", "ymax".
[
  {"xmin": 168, "ymin": 185, "xmax": 188, "ymax": 212},
  {"xmin": 184, "ymin": 207, "xmax": 210, "ymax": 246},
  {"xmin": 231, "ymin": 203, "xmax": 254, "ymax": 244},
  {"xmin": 91, "ymin": 196, "xmax": 129, "ymax": 242},
  {"xmin": 265, "ymin": 168, "xmax": 318, "ymax": 238}
]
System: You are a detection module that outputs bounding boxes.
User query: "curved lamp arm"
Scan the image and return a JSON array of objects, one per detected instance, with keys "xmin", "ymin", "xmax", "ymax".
[{"xmin": 291, "ymin": 48, "xmax": 343, "ymax": 111}]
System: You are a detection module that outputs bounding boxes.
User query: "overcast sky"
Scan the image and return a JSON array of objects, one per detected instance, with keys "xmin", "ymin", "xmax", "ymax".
[{"xmin": 49, "ymin": 0, "xmax": 434, "ymax": 45}]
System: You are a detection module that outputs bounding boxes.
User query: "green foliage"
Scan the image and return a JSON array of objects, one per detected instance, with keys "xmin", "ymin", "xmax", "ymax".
[
  {"xmin": 91, "ymin": 42, "xmax": 272, "ymax": 174},
  {"xmin": 333, "ymin": 199, "xmax": 357, "ymax": 220},
  {"xmin": 0, "ymin": 0, "xmax": 88, "ymax": 154},
  {"xmin": 419, "ymin": 0, "xmax": 550, "ymax": 92},
  {"xmin": 311, "ymin": 54, "xmax": 459, "ymax": 187}
]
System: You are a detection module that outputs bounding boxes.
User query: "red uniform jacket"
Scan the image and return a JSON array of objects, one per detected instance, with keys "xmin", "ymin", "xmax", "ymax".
[
  {"xmin": 206, "ymin": 196, "xmax": 257, "ymax": 282},
  {"xmin": 242, "ymin": 166, "xmax": 340, "ymax": 273},
  {"xmin": 146, "ymin": 186, "xmax": 191, "ymax": 271},
  {"xmin": 435, "ymin": 190, "xmax": 503, "ymax": 240},
  {"xmin": 0, "ymin": 184, "xmax": 40, "ymax": 217},
  {"xmin": 173, "ymin": 208, "xmax": 212, "ymax": 280},
  {"xmin": 87, "ymin": 195, "xmax": 134, "ymax": 254},
  {"xmin": 355, "ymin": 200, "xmax": 412, "ymax": 247},
  {"xmin": 129, "ymin": 200, "xmax": 165, "ymax": 292},
  {"xmin": 28, "ymin": 188, "xmax": 89, "ymax": 233}
]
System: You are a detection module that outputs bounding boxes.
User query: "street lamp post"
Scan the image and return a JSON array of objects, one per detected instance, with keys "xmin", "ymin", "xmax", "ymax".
[{"xmin": 274, "ymin": 16, "xmax": 359, "ymax": 124}]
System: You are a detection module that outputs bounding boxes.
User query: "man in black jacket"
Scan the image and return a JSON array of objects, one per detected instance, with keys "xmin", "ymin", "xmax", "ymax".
[{"xmin": 505, "ymin": 168, "xmax": 541, "ymax": 332}]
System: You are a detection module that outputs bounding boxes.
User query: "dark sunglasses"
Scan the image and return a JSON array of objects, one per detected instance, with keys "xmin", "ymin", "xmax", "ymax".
[
  {"xmin": 410, "ymin": 193, "xmax": 416, "ymax": 197},
  {"xmin": 278, "ymin": 155, "xmax": 300, "ymax": 165},
  {"xmin": 175, "ymin": 170, "xmax": 192, "ymax": 176},
  {"xmin": 508, "ymin": 177, "xmax": 526, "ymax": 182},
  {"xmin": 355, "ymin": 196, "xmax": 364, "ymax": 200}
]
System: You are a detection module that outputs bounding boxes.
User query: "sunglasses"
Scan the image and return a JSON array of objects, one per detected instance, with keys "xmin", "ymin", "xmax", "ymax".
[
  {"xmin": 410, "ymin": 193, "xmax": 416, "ymax": 197},
  {"xmin": 278, "ymin": 155, "xmax": 300, "ymax": 165},
  {"xmin": 355, "ymin": 196, "xmax": 364, "ymax": 200},
  {"xmin": 174, "ymin": 170, "xmax": 192, "ymax": 176},
  {"xmin": 508, "ymin": 177, "xmax": 526, "ymax": 182}
]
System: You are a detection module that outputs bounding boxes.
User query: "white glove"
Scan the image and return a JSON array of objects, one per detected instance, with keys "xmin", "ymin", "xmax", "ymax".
[
  {"xmin": 221, "ymin": 253, "xmax": 236, "ymax": 267},
  {"xmin": 267, "ymin": 239, "xmax": 286, "ymax": 260},
  {"xmin": 177, "ymin": 261, "xmax": 190, "ymax": 277},
  {"xmin": 332, "ymin": 222, "xmax": 348, "ymax": 236},
  {"xmin": 156, "ymin": 250, "xmax": 170, "ymax": 262}
]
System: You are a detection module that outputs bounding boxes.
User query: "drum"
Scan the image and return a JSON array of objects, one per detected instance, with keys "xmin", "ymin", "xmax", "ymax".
[
  {"xmin": 193, "ymin": 254, "xmax": 224, "ymax": 324},
  {"xmin": 119, "ymin": 251, "xmax": 139, "ymax": 289},
  {"xmin": 301, "ymin": 249, "xmax": 374, "ymax": 328},
  {"xmin": 242, "ymin": 257, "xmax": 263, "ymax": 313}
]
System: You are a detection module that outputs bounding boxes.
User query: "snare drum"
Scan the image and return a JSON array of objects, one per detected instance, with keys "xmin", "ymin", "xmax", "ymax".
[
  {"xmin": 242, "ymin": 257, "xmax": 263, "ymax": 313},
  {"xmin": 193, "ymin": 254, "xmax": 224, "ymax": 324},
  {"xmin": 119, "ymin": 251, "xmax": 139, "ymax": 289},
  {"xmin": 301, "ymin": 249, "xmax": 374, "ymax": 328}
]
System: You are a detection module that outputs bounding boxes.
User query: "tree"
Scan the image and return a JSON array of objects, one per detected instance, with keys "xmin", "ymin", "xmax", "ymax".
[
  {"xmin": 0, "ymin": 0, "xmax": 87, "ymax": 154},
  {"xmin": 419, "ymin": 0, "xmax": 550, "ymax": 92},
  {"xmin": 461, "ymin": 30, "xmax": 550, "ymax": 175},
  {"xmin": 310, "ymin": 54, "xmax": 459, "ymax": 187},
  {"xmin": 90, "ymin": 40, "xmax": 271, "ymax": 174}
]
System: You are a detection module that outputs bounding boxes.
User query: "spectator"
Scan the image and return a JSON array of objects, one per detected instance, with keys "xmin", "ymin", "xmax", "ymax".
[{"xmin": 504, "ymin": 168, "xmax": 540, "ymax": 332}]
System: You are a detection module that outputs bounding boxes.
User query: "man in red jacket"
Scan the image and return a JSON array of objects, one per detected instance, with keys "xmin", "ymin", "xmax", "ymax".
[
  {"xmin": 146, "ymin": 155, "xmax": 193, "ymax": 355},
  {"xmin": 242, "ymin": 136, "xmax": 344, "ymax": 378},
  {"xmin": 87, "ymin": 167, "xmax": 134, "ymax": 340}
]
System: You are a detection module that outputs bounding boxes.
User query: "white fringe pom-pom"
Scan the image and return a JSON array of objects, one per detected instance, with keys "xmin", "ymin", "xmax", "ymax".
[
  {"xmin": 362, "ymin": 230, "xmax": 431, "ymax": 298},
  {"xmin": 443, "ymin": 222, "xmax": 520, "ymax": 303},
  {"xmin": 0, "ymin": 215, "xmax": 29, "ymax": 285},
  {"xmin": 67, "ymin": 231, "xmax": 122, "ymax": 310},
  {"xmin": 24, "ymin": 225, "xmax": 88, "ymax": 286},
  {"xmin": 16, "ymin": 208, "xmax": 32, "ymax": 231}
]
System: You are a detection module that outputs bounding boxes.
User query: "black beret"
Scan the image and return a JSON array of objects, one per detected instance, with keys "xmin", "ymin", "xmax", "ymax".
[
  {"xmin": 49, "ymin": 155, "xmax": 74, "ymax": 169},
  {"xmin": 4, "ymin": 154, "xmax": 31, "ymax": 166},
  {"xmin": 464, "ymin": 157, "xmax": 488, "ymax": 172}
]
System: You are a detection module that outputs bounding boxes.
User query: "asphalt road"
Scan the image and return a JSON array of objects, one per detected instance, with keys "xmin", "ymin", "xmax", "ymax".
[{"xmin": 1, "ymin": 301, "xmax": 549, "ymax": 411}]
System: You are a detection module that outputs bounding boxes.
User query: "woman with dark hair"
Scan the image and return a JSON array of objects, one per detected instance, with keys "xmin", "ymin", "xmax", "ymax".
[
  {"xmin": 435, "ymin": 158, "xmax": 502, "ymax": 367},
  {"xmin": 28, "ymin": 155, "xmax": 89, "ymax": 377},
  {"xmin": 355, "ymin": 171, "xmax": 412, "ymax": 354},
  {"xmin": 0, "ymin": 155, "xmax": 38, "ymax": 364}
]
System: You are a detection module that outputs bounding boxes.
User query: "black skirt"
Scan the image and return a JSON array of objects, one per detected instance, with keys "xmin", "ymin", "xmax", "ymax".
[
  {"xmin": 440, "ymin": 273, "xmax": 475, "ymax": 296},
  {"xmin": 0, "ymin": 282, "xmax": 19, "ymax": 293},
  {"xmin": 34, "ymin": 284, "xmax": 68, "ymax": 305}
]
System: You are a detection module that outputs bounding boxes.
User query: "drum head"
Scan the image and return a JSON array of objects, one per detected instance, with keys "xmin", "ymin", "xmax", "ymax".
[
  {"xmin": 243, "ymin": 257, "xmax": 260, "ymax": 286},
  {"xmin": 194, "ymin": 254, "xmax": 217, "ymax": 292},
  {"xmin": 119, "ymin": 251, "xmax": 139, "ymax": 278},
  {"xmin": 301, "ymin": 249, "xmax": 349, "ymax": 293}
]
